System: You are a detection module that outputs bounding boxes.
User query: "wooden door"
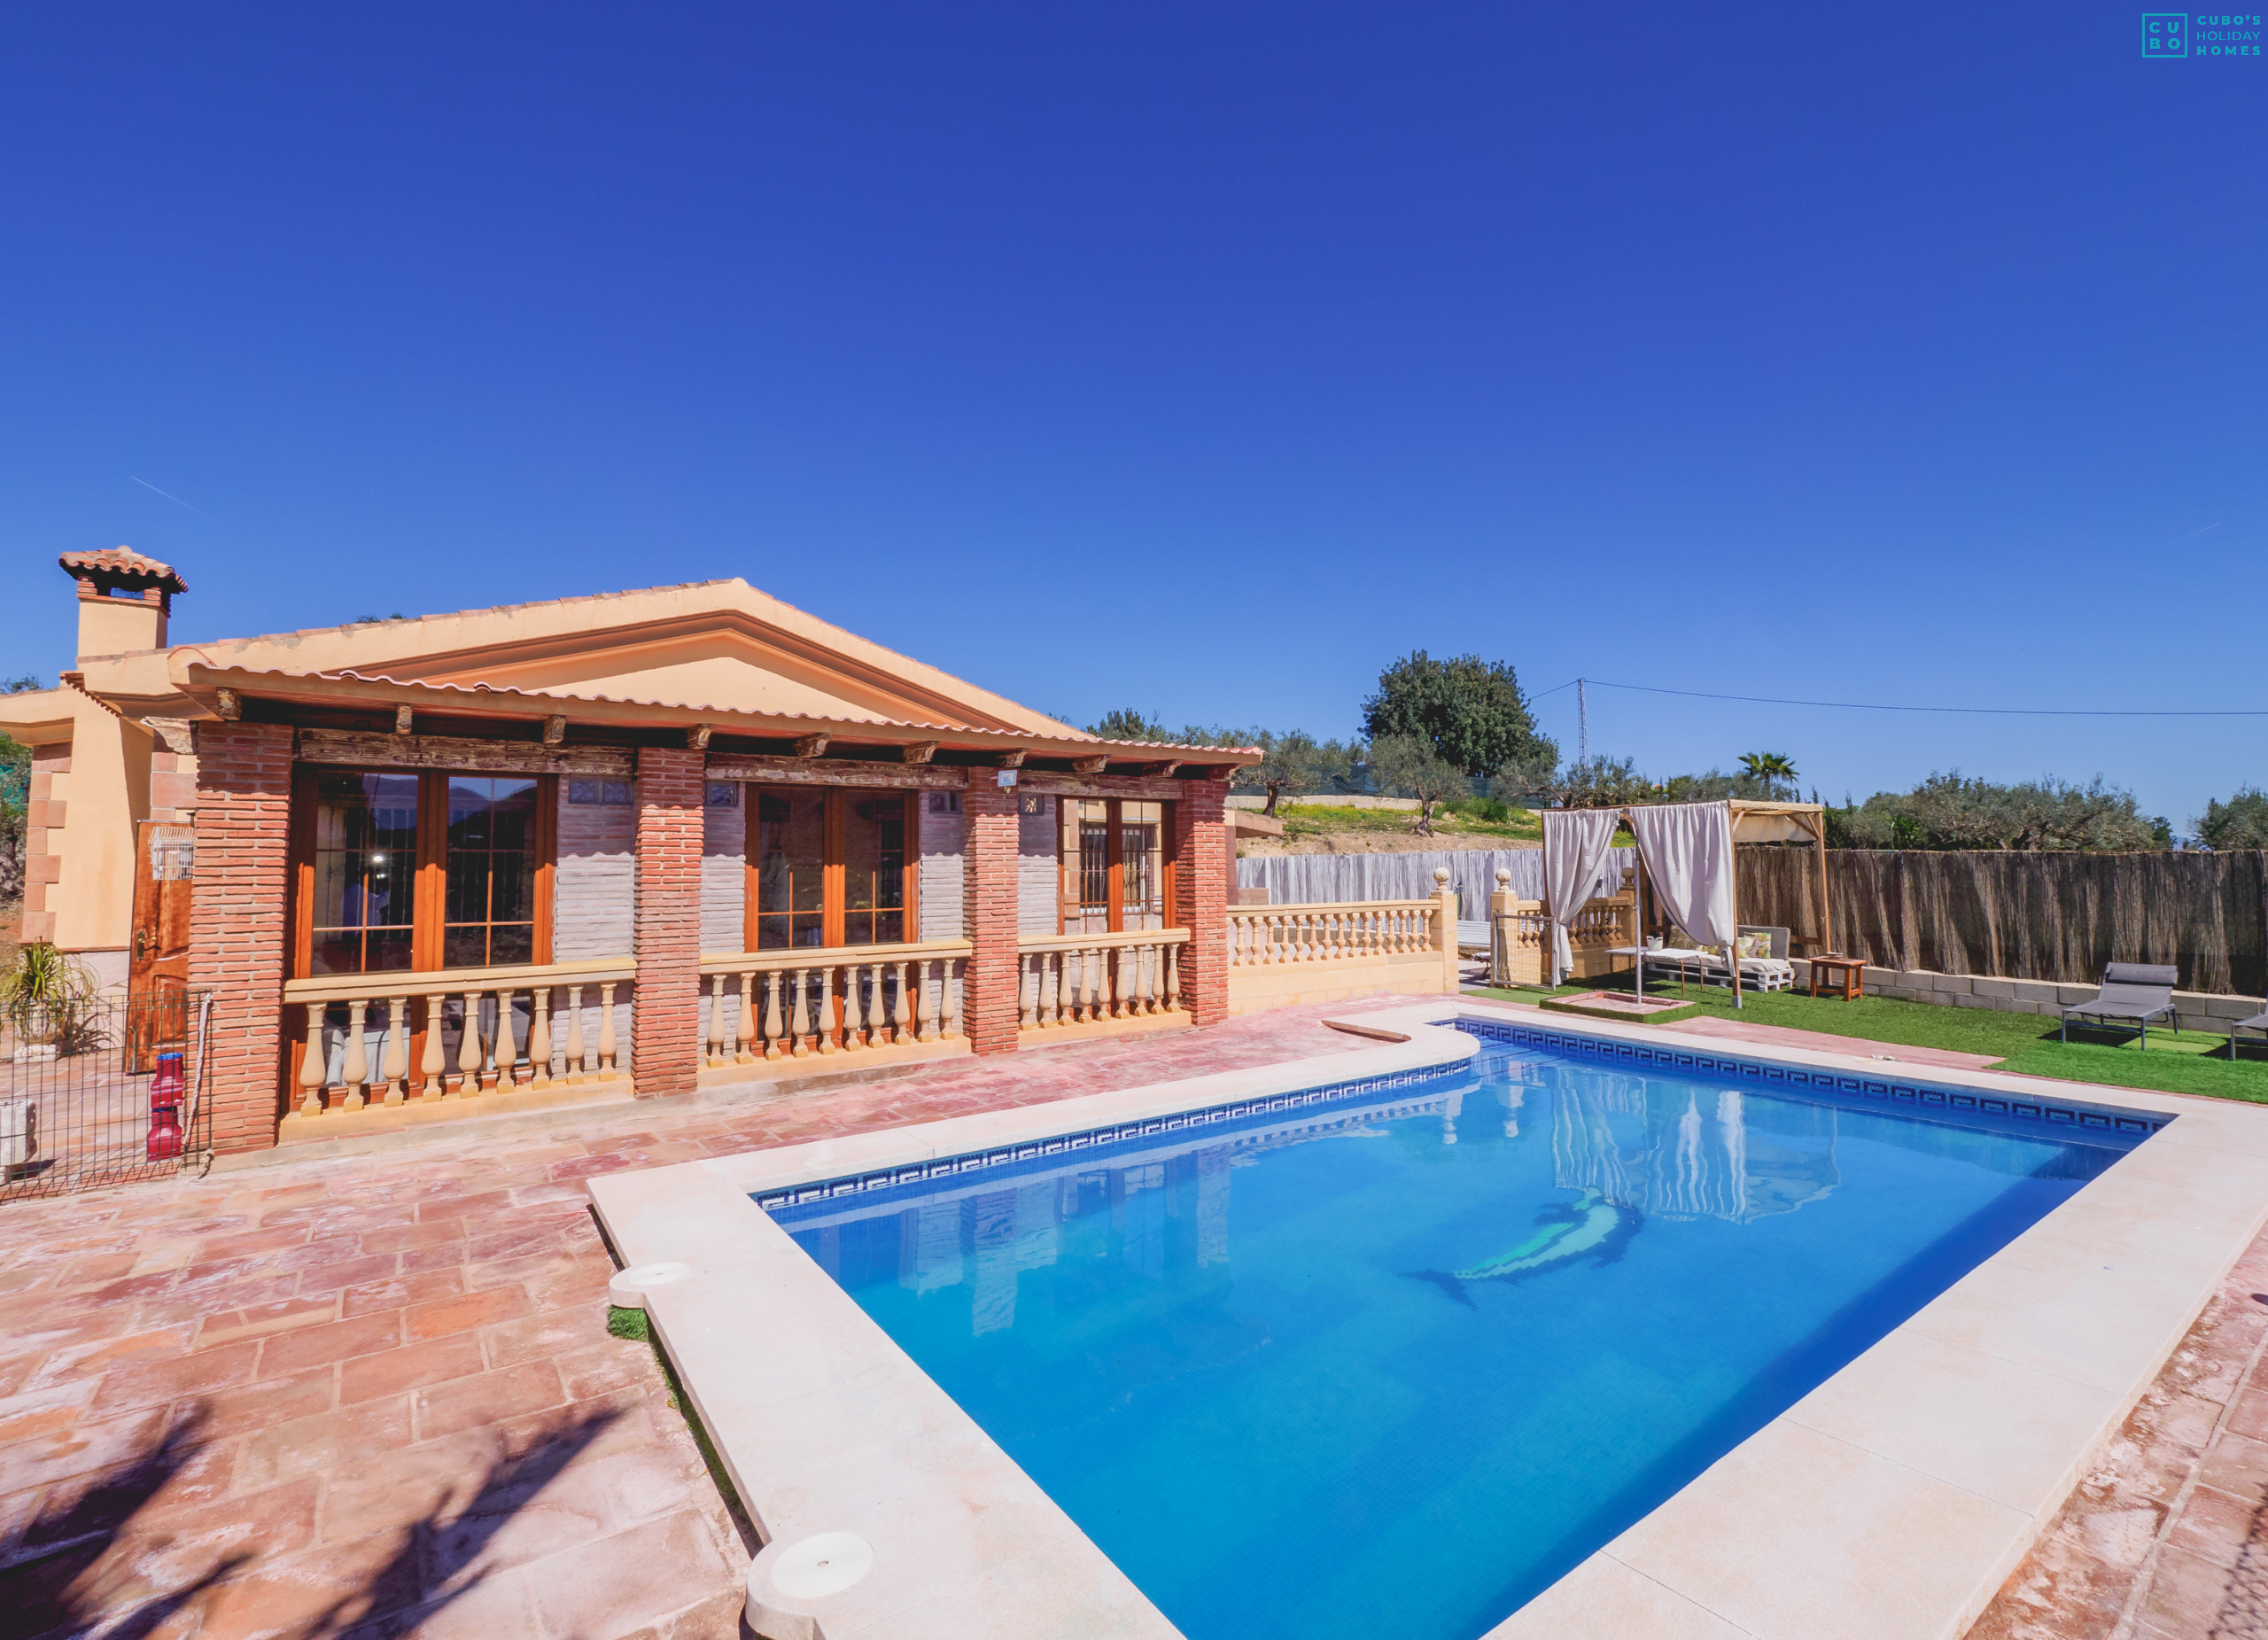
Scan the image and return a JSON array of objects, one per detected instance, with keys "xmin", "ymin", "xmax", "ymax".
[{"xmin": 129, "ymin": 820, "xmax": 195, "ymax": 1071}]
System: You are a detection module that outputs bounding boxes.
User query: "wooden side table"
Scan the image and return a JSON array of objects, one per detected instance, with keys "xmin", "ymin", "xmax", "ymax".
[{"xmin": 1810, "ymin": 954, "xmax": 1868, "ymax": 1001}]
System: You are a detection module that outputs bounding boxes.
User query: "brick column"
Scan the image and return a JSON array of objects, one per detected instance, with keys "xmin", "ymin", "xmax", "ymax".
[
  {"xmin": 190, "ymin": 721, "xmax": 294, "ymax": 1154},
  {"xmin": 962, "ymin": 782, "xmax": 1021, "ymax": 1055},
  {"xmin": 631, "ymin": 746, "xmax": 703, "ymax": 1097},
  {"xmin": 1174, "ymin": 780, "xmax": 1231, "ymax": 1027}
]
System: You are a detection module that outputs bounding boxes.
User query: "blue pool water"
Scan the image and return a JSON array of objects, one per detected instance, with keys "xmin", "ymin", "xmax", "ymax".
[{"xmin": 769, "ymin": 1032, "xmax": 2154, "ymax": 1640}]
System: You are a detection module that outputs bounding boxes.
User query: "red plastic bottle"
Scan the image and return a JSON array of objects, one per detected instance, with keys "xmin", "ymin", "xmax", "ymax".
[{"xmin": 147, "ymin": 1051, "xmax": 185, "ymax": 1161}]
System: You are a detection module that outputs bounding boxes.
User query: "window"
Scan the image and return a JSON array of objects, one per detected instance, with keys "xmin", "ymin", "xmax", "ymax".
[
  {"xmin": 291, "ymin": 767, "xmax": 557, "ymax": 977},
  {"xmin": 443, "ymin": 777, "xmax": 540, "ymax": 968},
  {"xmin": 747, "ymin": 786, "xmax": 915, "ymax": 950},
  {"xmin": 752, "ymin": 790, "xmax": 827, "ymax": 949},
  {"xmin": 307, "ymin": 773, "xmax": 420, "ymax": 975},
  {"xmin": 1060, "ymin": 797, "xmax": 1171, "ymax": 934}
]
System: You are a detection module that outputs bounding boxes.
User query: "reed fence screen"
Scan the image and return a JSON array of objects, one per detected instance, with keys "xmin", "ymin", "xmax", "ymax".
[{"xmin": 1735, "ymin": 849, "xmax": 2268, "ymax": 998}]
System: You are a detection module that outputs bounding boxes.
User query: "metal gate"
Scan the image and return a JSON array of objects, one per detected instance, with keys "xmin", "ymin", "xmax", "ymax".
[{"xmin": 1, "ymin": 989, "xmax": 214, "ymax": 1203}]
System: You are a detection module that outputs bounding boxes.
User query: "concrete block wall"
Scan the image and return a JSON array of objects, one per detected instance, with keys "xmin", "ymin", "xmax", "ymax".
[
  {"xmin": 700, "ymin": 783, "xmax": 744, "ymax": 952},
  {"xmin": 1017, "ymin": 794, "xmax": 1057, "ymax": 935},
  {"xmin": 918, "ymin": 796, "xmax": 966, "ymax": 941},
  {"xmin": 1790, "ymin": 960, "xmax": 2263, "ymax": 1036}
]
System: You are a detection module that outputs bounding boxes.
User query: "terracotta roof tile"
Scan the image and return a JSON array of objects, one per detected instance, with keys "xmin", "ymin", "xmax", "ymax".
[{"xmin": 58, "ymin": 547, "xmax": 188, "ymax": 594}]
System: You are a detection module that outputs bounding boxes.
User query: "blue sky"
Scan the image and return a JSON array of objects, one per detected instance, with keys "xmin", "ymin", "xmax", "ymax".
[{"xmin": 3, "ymin": 4, "xmax": 2261, "ymax": 825}]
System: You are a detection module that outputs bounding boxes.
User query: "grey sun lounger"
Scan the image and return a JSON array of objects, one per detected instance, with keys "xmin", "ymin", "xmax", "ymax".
[
  {"xmin": 2060, "ymin": 962, "xmax": 2180, "ymax": 1047},
  {"xmin": 2229, "ymin": 1007, "xmax": 2268, "ymax": 1060}
]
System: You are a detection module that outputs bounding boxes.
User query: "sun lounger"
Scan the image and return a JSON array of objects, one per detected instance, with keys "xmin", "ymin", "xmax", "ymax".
[
  {"xmin": 2228, "ymin": 1007, "xmax": 2268, "ymax": 1060},
  {"xmin": 2060, "ymin": 963, "xmax": 2179, "ymax": 1048}
]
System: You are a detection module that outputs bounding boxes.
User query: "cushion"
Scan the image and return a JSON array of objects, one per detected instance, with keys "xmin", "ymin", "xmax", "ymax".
[{"xmin": 1736, "ymin": 931, "xmax": 1772, "ymax": 960}]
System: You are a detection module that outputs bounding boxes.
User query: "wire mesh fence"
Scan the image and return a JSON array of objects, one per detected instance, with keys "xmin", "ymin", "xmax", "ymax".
[
  {"xmin": 1, "ymin": 989, "xmax": 214, "ymax": 1204},
  {"xmin": 1738, "ymin": 849, "xmax": 2268, "ymax": 997}
]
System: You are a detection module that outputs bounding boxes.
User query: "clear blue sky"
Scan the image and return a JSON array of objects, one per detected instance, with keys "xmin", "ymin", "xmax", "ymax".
[{"xmin": 3, "ymin": 5, "xmax": 2261, "ymax": 825}]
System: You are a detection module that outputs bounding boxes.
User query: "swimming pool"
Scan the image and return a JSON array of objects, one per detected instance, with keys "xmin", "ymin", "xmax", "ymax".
[{"xmin": 766, "ymin": 1027, "xmax": 2156, "ymax": 1640}]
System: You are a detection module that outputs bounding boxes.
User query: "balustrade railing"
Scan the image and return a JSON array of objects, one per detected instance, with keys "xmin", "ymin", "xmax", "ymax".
[
  {"xmin": 1018, "ymin": 929, "xmax": 1189, "ymax": 1030},
  {"xmin": 697, "ymin": 940, "xmax": 973, "ymax": 1063},
  {"xmin": 282, "ymin": 957, "xmax": 633, "ymax": 1114},
  {"xmin": 1226, "ymin": 900, "xmax": 1441, "ymax": 968}
]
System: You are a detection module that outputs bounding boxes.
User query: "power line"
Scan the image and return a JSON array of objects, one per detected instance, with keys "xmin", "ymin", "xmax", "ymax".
[{"xmin": 1573, "ymin": 678, "xmax": 2268, "ymax": 719}]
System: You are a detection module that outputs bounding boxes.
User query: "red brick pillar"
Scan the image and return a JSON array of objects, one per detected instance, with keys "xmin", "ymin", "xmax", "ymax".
[
  {"xmin": 190, "ymin": 721, "xmax": 294, "ymax": 1154},
  {"xmin": 962, "ymin": 782, "xmax": 1021, "ymax": 1055},
  {"xmin": 632, "ymin": 747, "xmax": 703, "ymax": 1097},
  {"xmin": 1174, "ymin": 780, "xmax": 1231, "ymax": 1027}
]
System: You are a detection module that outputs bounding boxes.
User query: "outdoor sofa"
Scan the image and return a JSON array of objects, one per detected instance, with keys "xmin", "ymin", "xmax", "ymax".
[
  {"xmin": 2227, "ymin": 1006, "xmax": 2268, "ymax": 1060},
  {"xmin": 2059, "ymin": 963, "xmax": 2179, "ymax": 1048},
  {"xmin": 1660, "ymin": 925, "xmax": 1795, "ymax": 992}
]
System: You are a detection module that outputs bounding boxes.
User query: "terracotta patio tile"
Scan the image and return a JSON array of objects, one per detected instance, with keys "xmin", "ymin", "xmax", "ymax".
[
  {"xmin": 133, "ymin": 1273, "xmax": 303, "ymax": 1331},
  {"xmin": 412, "ymin": 1362, "xmax": 565, "ymax": 1442},
  {"xmin": 194, "ymin": 1293, "xmax": 343, "ymax": 1350},
  {"xmin": 0, "ymin": 1379, "xmax": 100, "ymax": 1445},
  {"xmin": 187, "ymin": 1521, "xmax": 426, "ymax": 1637},
  {"xmin": 53, "ymin": 1252, "xmax": 143, "ymax": 1289},
  {"xmin": 7, "ymin": 1406, "xmax": 185, "ymax": 1499},
  {"xmin": 520, "ymin": 1508, "xmax": 740, "ymax": 1639},
  {"xmin": 338, "ymin": 1266, "xmax": 464, "ymax": 1318},
  {"xmin": 404, "ymin": 1285, "xmax": 531, "ymax": 1342},
  {"xmin": 357, "ymin": 1221, "xmax": 468, "ymax": 1256},
  {"xmin": 553, "ymin": 1339, "xmax": 664, "ymax": 1403},
  {"xmin": 2136, "ymin": 1543, "xmax": 2241, "ymax": 1633},
  {"xmin": 258, "ymin": 1310, "xmax": 405, "ymax": 1374},
  {"xmin": 89, "ymin": 1341, "xmax": 263, "ymax": 1415},
  {"xmin": 315, "ymin": 1426, "xmax": 504, "ymax": 1542},
  {"xmin": 338, "ymin": 1563, "xmax": 542, "ymax": 1640},
  {"xmin": 20, "ymin": 1325, "xmax": 197, "ymax": 1392},
  {"xmin": 482, "ymin": 1307, "xmax": 610, "ymax": 1370},
  {"xmin": 297, "ymin": 1252, "xmax": 405, "ymax": 1297},
  {"xmin": 340, "ymin": 1333, "xmax": 487, "ymax": 1406},
  {"xmin": 2196, "ymin": 1430, "xmax": 2268, "ymax": 1509},
  {"xmin": 2165, "ymin": 1482, "xmax": 2263, "ymax": 1570},
  {"xmin": 190, "ymin": 1226, "xmax": 314, "ymax": 1265},
  {"xmin": 399, "ymin": 1241, "xmax": 472, "ymax": 1275},
  {"xmin": 192, "ymin": 1365, "xmax": 339, "ymax": 1442},
  {"xmin": 2223, "ymin": 1386, "xmax": 2268, "ymax": 1446}
]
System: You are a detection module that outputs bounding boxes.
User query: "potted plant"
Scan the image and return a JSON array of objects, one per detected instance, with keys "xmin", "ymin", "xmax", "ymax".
[{"xmin": 2, "ymin": 943, "xmax": 105, "ymax": 1061}]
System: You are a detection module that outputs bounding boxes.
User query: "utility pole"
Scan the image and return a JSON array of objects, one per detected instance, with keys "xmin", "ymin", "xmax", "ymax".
[{"xmin": 1577, "ymin": 679, "xmax": 1588, "ymax": 766}]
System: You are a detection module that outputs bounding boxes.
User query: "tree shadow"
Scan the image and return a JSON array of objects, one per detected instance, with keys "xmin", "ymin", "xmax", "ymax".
[
  {"xmin": 2, "ymin": 1401, "xmax": 631, "ymax": 1640},
  {"xmin": 303, "ymin": 1402, "xmax": 627, "ymax": 1637},
  {"xmin": 0, "ymin": 1408, "xmax": 250, "ymax": 1640}
]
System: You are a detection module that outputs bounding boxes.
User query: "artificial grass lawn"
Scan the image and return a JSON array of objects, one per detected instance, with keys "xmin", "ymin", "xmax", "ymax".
[{"xmin": 1463, "ymin": 975, "xmax": 2268, "ymax": 1105}]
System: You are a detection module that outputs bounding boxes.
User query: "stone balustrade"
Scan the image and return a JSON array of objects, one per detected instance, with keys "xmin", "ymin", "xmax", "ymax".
[
  {"xmin": 1017, "ymin": 928, "xmax": 1189, "ymax": 1030},
  {"xmin": 282, "ymin": 957, "xmax": 633, "ymax": 1114},
  {"xmin": 1226, "ymin": 899, "xmax": 1441, "ymax": 968},
  {"xmin": 697, "ymin": 940, "xmax": 974, "ymax": 1062}
]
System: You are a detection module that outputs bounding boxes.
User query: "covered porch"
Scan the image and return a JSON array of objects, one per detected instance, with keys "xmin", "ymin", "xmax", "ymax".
[{"xmin": 173, "ymin": 664, "xmax": 1249, "ymax": 1152}]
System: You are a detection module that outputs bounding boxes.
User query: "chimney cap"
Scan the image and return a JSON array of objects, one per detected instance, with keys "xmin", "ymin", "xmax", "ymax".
[{"xmin": 58, "ymin": 547, "xmax": 187, "ymax": 599}]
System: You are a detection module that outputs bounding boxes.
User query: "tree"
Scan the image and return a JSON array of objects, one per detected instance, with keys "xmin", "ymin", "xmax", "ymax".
[
  {"xmin": 1737, "ymin": 752, "xmax": 1799, "ymax": 800},
  {"xmin": 2197, "ymin": 788, "xmax": 2268, "ymax": 850},
  {"xmin": 1248, "ymin": 730, "xmax": 1357, "ymax": 817},
  {"xmin": 1361, "ymin": 652, "xmax": 1556, "ymax": 777},
  {"xmin": 1087, "ymin": 708, "xmax": 1172, "ymax": 742},
  {"xmin": 1369, "ymin": 735, "xmax": 1466, "ymax": 836},
  {"xmin": 1832, "ymin": 773, "xmax": 2163, "ymax": 851}
]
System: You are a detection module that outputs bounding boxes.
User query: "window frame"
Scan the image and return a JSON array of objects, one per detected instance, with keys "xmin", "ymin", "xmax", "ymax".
[
  {"xmin": 289, "ymin": 767, "xmax": 558, "ymax": 980},
  {"xmin": 742, "ymin": 783, "xmax": 920, "ymax": 952},
  {"xmin": 1058, "ymin": 797, "xmax": 1179, "ymax": 935}
]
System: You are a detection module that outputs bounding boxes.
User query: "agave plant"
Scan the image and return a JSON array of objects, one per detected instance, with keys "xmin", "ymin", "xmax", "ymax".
[{"xmin": 1, "ymin": 943, "xmax": 107, "ymax": 1057}]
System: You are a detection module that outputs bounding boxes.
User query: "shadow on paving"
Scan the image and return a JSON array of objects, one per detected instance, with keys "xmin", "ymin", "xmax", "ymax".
[{"xmin": 1, "ymin": 1401, "xmax": 633, "ymax": 1639}]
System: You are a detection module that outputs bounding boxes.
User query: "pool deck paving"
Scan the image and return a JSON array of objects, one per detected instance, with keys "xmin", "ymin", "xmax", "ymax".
[
  {"xmin": 0, "ymin": 1001, "xmax": 1390, "ymax": 1640},
  {"xmin": 3, "ymin": 991, "xmax": 2266, "ymax": 1639}
]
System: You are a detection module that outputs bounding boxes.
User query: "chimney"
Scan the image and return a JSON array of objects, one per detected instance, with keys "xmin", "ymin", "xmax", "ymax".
[{"xmin": 58, "ymin": 547, "xmax": 186, "ymax": 659}]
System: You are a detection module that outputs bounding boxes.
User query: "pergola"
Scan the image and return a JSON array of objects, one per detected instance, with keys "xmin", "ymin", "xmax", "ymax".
[{"xmin": 1548, "ymin": 797, "xmax": 1832, "ymax": 1008}]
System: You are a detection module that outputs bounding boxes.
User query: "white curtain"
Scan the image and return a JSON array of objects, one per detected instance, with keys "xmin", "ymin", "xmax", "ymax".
[
  {"xmin": 1625, "ymin": 801, "xmax": 1737, "ymax": 952},
  {"xmin": 1542, "ymin": 809, "xmax": 1623, "ymax": 984}
]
